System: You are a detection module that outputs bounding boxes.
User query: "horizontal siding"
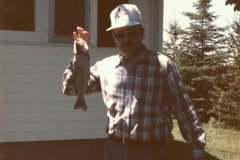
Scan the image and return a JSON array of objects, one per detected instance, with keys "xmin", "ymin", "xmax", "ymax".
[
  {"xmin": 0, "ymin": 130, "xmax": 107, "ymax": 142},
  {"xmin": 0, "ymin": 64, "xmax": 67, "ymax": 74},
  {"xmin": 0, "ymin": 102, "xmax": 106, "ymax": 113},
  {"xmin": 0, "ymin": 93, "xmax": 104, "ymax": 104},
  {"xmin": 1, "ymin": 84, "xmax": 62, "ymax": 93},
  {"xmin": 0, "ymin": 43, "xmax": 118, "ymax": 56},
  {"xmin": 1, "ymin": 121, "xmax": 107, "ymax": 132},
  {"xmin": 0, "ymin": 54, "xmax": 70, "ymax": 65},
  {"xmin": 0, "ymin": 44, "xmax": 111, "ymax": 142},
  {"xmin": 0, "ymin": 54, "xmax": 104, "ymax": 71},
  {"xmin": 0, "ymin": 111, "xmax": 107, "ymax": 123},
  {"xmin": 0, "ymin": 74, "xmax": 61, "ymax": 84}
]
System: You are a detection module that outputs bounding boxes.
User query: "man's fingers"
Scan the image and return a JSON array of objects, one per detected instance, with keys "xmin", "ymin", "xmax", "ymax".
[
  {"xmin": 73, "ymin": 32, "xmax": 78, "ymax": 41},
  {"xmin": 77, "ymin": 27, "xmax": 84, "ymax": 38},
  {"xmin": 73, "ymin": 27, "xmax": 89, "ymax": 54},
  {"xmin": 74, "ymin": 27, "xmax": 90, "ymax": 45},
  {"xmin": 82, "ymin": 31, "xmax": 90, "ymax": 44}
]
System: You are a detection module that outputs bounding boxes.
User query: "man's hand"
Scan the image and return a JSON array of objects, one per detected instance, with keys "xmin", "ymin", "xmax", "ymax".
[
  {"xmin": 73, "ymin": 27, "xmax": 89, "ymax": 44},
  {"xmin": 72, "ymin": 27, "xmax": 90, "ymax": 65},
  {"xmin": 73, "ymin": 27, "xmax": 89, "ymax": 54}
]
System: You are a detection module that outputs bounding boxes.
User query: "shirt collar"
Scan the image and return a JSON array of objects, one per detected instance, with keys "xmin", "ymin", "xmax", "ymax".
[{"xmin": 114, "ymin": 45, "xmax": 154, "ymax": 68}]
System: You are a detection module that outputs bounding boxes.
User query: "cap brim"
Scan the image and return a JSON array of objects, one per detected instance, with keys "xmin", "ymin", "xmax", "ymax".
[{"xmin": 106, "ymin": 22, "xmax": 141, "ymax": 31}]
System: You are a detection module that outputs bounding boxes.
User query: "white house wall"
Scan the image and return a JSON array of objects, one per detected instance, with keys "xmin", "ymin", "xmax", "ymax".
[
  {"xmin": 0, "ymin": 44, "xmax": 114, "ymax": 142},
  {"xmin": 0, "ymin": 0, "xmax": 163, "ymax": 142}
]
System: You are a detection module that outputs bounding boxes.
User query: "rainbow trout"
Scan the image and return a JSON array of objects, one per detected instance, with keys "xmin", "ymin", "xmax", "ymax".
[{"xmin": 73, "ymin": 41, "xmax": 90, "ymax": 111}]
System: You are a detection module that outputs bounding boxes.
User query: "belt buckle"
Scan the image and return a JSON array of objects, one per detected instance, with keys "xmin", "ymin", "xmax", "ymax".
[{"xmin": 123, "ymin": 138, "xmax": 125, "ymax": 144}]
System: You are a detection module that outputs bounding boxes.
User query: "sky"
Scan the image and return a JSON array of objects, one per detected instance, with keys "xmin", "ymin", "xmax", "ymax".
[{"xmin": 163, "ymin": 0, "xmax": 237, "ymax": 40}]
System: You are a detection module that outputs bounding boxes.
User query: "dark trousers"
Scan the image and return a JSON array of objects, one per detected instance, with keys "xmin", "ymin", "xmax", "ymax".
[{"xmin": 104, "ymin": 137, "xmax": 167, "ymax": 160}]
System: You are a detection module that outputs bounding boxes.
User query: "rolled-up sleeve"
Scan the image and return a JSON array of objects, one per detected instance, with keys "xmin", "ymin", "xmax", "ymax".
[
  {"xmin": 85, "ymin": 61, "xmax": 102, "ymax": 94},
  {"xmin": 62, "ymin": 58, "xmax": 78, "ymax": 96},
  {"xmin": 165, "ymin": 60, "xmax": 206, "ymax": 159}
]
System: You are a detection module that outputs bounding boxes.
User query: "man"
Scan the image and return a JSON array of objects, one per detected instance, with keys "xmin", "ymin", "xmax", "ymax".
[{"xmin": 63, "ymin": 4, "xmax": 206, "ymax": 160}]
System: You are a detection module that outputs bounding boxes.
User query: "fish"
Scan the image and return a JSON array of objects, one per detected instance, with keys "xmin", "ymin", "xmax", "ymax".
[{"xmin": 73, "ymin": 40, "xmax": 90, "ymax": 111}]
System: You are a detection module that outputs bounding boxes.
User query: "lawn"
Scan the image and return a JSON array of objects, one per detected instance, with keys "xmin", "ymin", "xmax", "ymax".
[{"xmin": 167, "ymin": 119, "xmax": 240, "ymax": 160}]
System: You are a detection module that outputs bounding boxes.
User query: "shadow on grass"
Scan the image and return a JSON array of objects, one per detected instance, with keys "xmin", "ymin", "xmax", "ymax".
[{"xmin": 167, "ymin": 140, "xmax": 219, "ymax": 160}]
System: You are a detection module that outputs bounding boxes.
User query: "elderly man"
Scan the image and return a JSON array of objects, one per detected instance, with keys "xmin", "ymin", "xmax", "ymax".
[{"xmin": 62, "ymin": 4, "xmax": 206, "ymax": 160}]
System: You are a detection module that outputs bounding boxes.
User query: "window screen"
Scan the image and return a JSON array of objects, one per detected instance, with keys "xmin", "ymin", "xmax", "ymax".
[
  {"xmin": 54, "ymin": 0, "xmax": 85, "ymax": 35},
  {"xmin": 0, "ymin": 0, "xmax": 34, "ymax": 31}
]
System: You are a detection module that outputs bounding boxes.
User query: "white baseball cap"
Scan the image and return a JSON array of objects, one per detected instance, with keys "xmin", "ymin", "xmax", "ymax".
[{"xmin": 106, "ymin": 4, "xmax": 142, "ymax": 31}]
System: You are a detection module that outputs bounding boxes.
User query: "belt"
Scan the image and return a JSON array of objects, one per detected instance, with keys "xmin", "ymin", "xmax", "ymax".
[{"xmin": 108, "ymin": 135, "xmax": 165, "ymax": 146}]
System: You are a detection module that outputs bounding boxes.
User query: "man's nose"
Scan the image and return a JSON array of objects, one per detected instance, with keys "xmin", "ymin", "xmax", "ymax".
[{"xmin": 123, "ymin": 32, "xmax": 129, "ymax": 41}]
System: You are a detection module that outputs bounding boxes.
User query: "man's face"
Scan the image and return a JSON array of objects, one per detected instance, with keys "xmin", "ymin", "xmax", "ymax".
[{"xmin": 112, "ymin": 25, "xmax": 143, "ymax": 59}]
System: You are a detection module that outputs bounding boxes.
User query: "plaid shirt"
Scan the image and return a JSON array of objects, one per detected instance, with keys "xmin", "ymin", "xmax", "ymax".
[{"xmin": 62, "ymin": 46, "xmax": 206, "ymax": 158}]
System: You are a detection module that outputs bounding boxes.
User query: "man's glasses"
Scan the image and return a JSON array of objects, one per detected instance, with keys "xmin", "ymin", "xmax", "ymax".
[{"xmin": 112, "ymin": 30, "xmax": 139, "ymax": 40}]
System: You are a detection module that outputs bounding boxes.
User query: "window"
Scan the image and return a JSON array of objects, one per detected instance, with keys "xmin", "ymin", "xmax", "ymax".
[
  {"xmin": 0, "ymin": 0, "xmax": 47, "ymax": 43},
  {"xmin": 0, "ymin": 0, "xmax": 34, "ymax": 31},
  {"xmin": 0, "ymin": 0, "xmax": 128, "ymax": 48},
  {"xmin": 50, "ymin": 0, "xmax": 86, "ymax": 43},
  {"xmin": 54, "ymin": 0, "xmax": 85, "ymax": 35}
]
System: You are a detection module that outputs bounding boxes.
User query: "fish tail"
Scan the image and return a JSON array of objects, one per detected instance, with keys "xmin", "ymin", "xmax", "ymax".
[{"xmin": 74, "ymin": 97, "xmax": 87, "ymax": 111}]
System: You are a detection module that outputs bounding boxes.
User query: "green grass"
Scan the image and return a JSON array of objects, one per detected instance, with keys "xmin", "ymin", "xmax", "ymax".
[{"xmin": 167, "ymin": 119, "xmax": 240, "ymax": 160}]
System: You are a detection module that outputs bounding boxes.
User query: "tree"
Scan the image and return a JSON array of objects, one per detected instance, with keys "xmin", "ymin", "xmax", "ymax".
[
  {"xmin": 164, "ymin": 0, "xmax": 239, "ymax": 128},
  {"xmin": 181, "ymin": 0, "xmax": 227, "ymax": 61},
  {"xmin": 214, "ymin": 13, "xmax": 240, "ymax": 129},
  {"xmin": 163, "ymin": 14, "xmax": 185, "ymax": 60},
  {"xmin": 226, "ymin": 0, "xmax": 240, "ymax": 11},
  {"xmin": 227, "ymin": 13, "xmax": 240, "ymax": 59},
  {"xmin": 164, "ymin": 0, "xmax": 230, "ymax": 122}
]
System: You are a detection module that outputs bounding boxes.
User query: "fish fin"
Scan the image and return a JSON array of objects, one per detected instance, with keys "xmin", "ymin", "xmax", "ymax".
[{"xmin": 74, "ymin": 97, "xmax": 87, "ymax": 111}]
